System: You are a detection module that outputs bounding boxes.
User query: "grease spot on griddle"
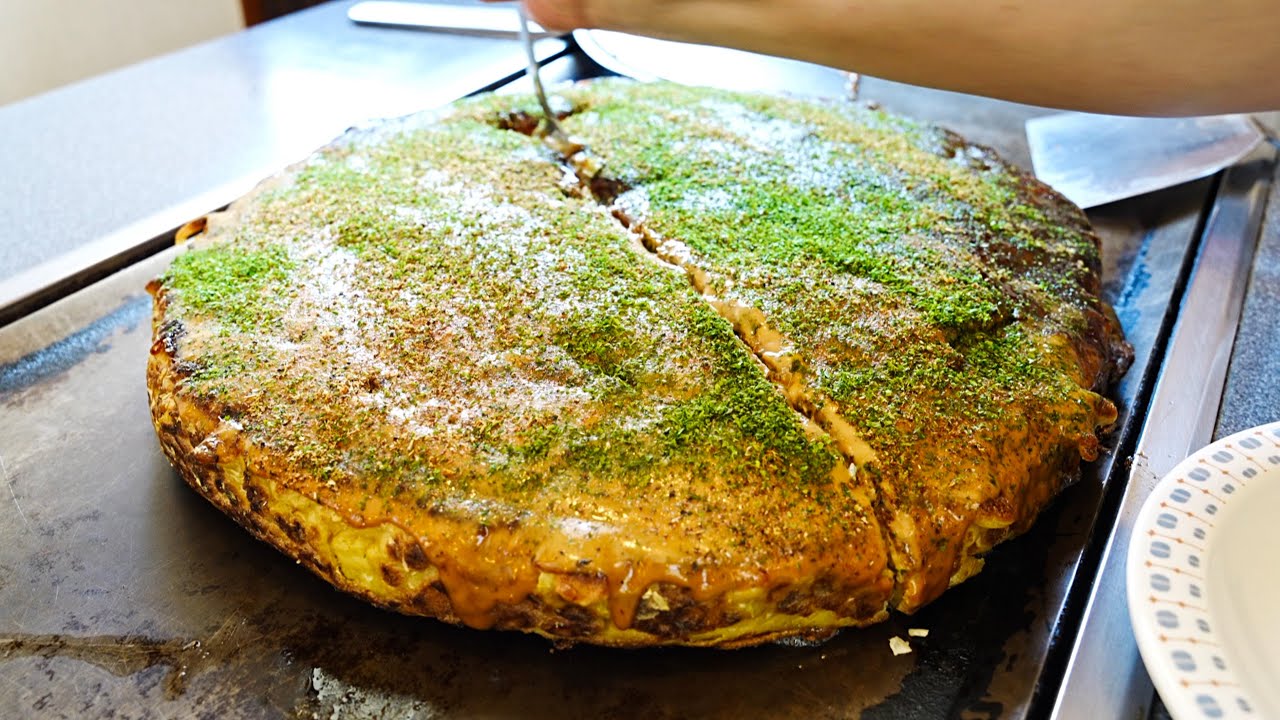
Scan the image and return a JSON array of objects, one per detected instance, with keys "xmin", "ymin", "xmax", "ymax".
[
  {"xmin": 0, "ymin": 613, "xmax": 248, "ymax": 701},
  {"xmin": 1, "ymin": 633, "xmax": 202, "ymax": 699},
  {"xmin": 1112, "ymin": 229, "xmax": 1155, "ymax": 332},
  {"xmin": 0, "ymin": 294, "xmax": 150, "ymax": 399}
]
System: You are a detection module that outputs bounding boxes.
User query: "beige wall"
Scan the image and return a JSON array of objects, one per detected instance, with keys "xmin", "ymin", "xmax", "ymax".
[{"xmin": 0, "ymin": 0, "xmax": 245, "ymax": 106}]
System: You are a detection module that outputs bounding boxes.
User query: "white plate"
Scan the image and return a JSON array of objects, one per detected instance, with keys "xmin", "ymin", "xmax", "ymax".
[{"xmin": 1128, "ymin": 421, "xmax": 1280, "ymax": 719}]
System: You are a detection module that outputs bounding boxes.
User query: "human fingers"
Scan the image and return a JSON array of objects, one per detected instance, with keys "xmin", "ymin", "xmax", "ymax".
[
  {"xmin": 477, "ymin": 0, "xmax": 590, "ymax": 31},
  {"xmin": 522, "ymin": 0, "xmax": 590, "ymax": 31}
]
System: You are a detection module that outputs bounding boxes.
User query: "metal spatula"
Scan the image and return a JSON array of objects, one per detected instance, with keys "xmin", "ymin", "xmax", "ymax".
[
  {"xmin": 348, "ymin": 1, "xmax": 559, "ymax": 38},
  {"xmin": 1026, "ymin": 113, "xmax": 1275, "ymax": 208}
]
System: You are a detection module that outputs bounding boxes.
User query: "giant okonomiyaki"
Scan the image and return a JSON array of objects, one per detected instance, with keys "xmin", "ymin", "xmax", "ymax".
[{"xmin": 146, "ymin": 81, "xmax": 1130, "ymax": 647}]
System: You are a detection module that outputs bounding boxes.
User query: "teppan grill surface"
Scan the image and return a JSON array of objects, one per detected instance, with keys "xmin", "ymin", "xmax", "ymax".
[{"xmin": 2, "ymin": 43, "xmax": 1276, "ymax": 718}]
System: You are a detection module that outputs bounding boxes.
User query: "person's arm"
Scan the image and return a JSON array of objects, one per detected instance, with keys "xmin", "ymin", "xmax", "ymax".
[{"xmin": 522, "ymin": 0, "xmax": 1280, "ymax": 116}]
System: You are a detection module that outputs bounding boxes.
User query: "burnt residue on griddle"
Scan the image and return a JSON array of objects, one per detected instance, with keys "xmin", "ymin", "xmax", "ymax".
[
  {"xmin": 4, "ymin": 563, "xmax": 911, "ymax": 719},
  {"xmin": 0, "ymin": 633, "xmax": 202, "ymax": 700},
  {"xmin": 0, "ymin": 509, "xmax": 1050, "ymax": 719},
  {"xmin": 0, "ymin": 613, "xmax": 255, "ymax": 702},
  {"xmin": 0, "ymin": 294, "xmax": 150, "ymax": 399}
]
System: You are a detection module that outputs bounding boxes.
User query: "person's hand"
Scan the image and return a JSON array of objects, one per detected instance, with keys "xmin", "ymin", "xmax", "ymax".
[
  {"xmin": 481, "ymin": 0, "xmax": 587, "ymax": 32},
  {"xmin": 521, "ymin": 0, "xmax": 588, "ymax": 32},
  {"xmin": 494, "ymin": 0, "xmax": 1280, "ymax": 116},
  {"xmin": 517, "ymin": 1, "xmax": 795, "ymax": 51}
]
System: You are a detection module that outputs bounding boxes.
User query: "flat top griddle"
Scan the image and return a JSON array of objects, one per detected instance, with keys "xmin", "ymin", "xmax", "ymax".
[{"xmin": 2, "ymin": 12, "xmax": 1279, "ymax": 719}]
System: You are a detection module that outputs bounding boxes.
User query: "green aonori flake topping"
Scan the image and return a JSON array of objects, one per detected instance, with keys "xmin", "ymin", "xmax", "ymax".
[
  {"xmin": 159, "ymin": 80, "xmax": 1117, "ymax": 572},
  {"xmin": 494, "ymin": 297, "xmax": 839, "ymax": 495},
  {"xmin": 555, "ymin": 83, "xmax": 1022, "ymax": 333},
  {"xmin": 816, "ymin": 324, "xmax": 1062, "ymax": 443},
  {"xmin": 549, "ymin": 80, "xmax": 1108, "ymax": 481},
  {"xmin": 552, "ymin": 311, "xmax": 645, "ymax": 390},
  {"xmin": 655, "ymin": 304, "xmax": 839, "ymax": 485},
  {"xmin": 163, "ymin": 93, "xmax": 854, "ymax": 539},
  {"xmin": 163, "ymin": 243, "xmax": 294, "ymax": 331}
]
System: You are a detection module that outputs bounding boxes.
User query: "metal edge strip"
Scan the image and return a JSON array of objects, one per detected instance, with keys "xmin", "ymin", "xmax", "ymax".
[
  {"xmin": 1049, "ymin": 148, "xmax": 1277, "ymax": 720},
  {"xmin": 0, "ymin": 181, "xmax": 252, "ymax": 330}
]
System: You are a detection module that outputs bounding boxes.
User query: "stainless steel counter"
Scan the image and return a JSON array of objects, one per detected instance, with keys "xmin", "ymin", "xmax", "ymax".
[{"xmin": 1, "ymin": 2, "xmax": 1278, "ymax": 718}]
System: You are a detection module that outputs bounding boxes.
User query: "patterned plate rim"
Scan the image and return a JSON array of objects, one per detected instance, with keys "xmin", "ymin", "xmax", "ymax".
[{"xmin": 1126, "ymin": 420, "xmax": 1280, "ymax": 720}]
